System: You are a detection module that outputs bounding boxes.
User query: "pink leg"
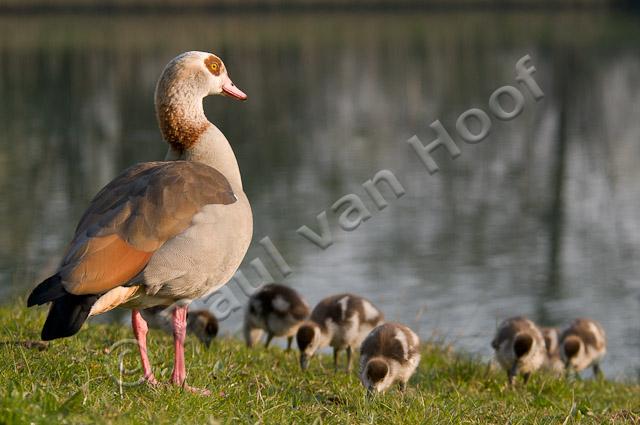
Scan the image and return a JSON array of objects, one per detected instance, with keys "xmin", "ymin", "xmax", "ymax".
[
  {"xmin": 171, "ymin": 305, "xmax": 211, "ymax": 395},
  {"xmin": 131, "ymin": 310, "xmax": 158, "ymax": 385}
]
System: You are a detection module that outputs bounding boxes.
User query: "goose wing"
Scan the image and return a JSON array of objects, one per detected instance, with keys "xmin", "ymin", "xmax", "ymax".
[{"xmin": 56, "ymin": 160, "xmax": 236, "ymax": 296}]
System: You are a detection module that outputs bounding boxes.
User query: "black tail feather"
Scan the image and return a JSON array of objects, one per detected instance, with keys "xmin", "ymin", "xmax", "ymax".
[
  {"xmin": 41, "ymin": 293, "xmax": 99, "ymax": 341},
  {"xmin": 27, "ymin": 275, "xmax": 66, "ymax": 307}
]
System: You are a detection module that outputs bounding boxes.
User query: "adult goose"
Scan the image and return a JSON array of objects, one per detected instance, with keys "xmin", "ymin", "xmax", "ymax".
[{"xmin": 27, "ymin": 51, "xmax": 253, "ymax": 394}]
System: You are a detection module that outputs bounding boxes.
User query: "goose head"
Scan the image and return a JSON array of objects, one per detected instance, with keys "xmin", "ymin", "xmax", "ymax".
[
  {"xmin": 155, "ymin": 51, "xmax": 248, "ymax": 157},
  {"xmin": 156, "ymin": 51, "xmax": 246, "ymax": 101},
  {"xmin": 203, "ymin": 52, "xmax": 247, "ymax": 100}
]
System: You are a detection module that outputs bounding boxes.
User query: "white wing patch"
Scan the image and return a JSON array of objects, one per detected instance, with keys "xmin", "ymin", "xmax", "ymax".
[
  {"xmin": 394, "ymin": 328, "xmax": 409, "ymax": 359},
  {"xmin": 361, "ymin": 300, "xmax": 379, "ymax": 321},
  {"xmin": 338, "ymin": 296, "xmax": 350, "ymax": 321},
  {"xmin": 409, "ymin": 329, "xmax": 420, "ymax": 346},
  {"xmin": 272, "ymin": 295, "xmax": 290, "ymax": 313},
  {"xmin": 587, "ymin": 321, "xmax": 604, "ymax": 348}
]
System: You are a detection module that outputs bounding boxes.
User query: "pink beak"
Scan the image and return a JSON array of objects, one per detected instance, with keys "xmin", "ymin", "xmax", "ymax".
[{"xmin": 222, "ymin": 76, "xmax": 247, "ymax": 101}]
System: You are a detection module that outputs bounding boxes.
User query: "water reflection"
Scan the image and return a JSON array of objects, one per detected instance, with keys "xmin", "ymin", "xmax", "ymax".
[{"xmin": 1, "ymin": 12, "xmax": 639, "ymax": 377}]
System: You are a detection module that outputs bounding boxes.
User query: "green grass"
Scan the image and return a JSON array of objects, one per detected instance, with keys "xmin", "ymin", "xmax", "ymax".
[{"xmin": 1, "ymin": 303, "xmax": 638, "ymax": 425}]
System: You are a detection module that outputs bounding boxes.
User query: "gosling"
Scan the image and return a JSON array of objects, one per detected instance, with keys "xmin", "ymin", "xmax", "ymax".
[
  {"xmin": 491, "ymin": 316, "xmax": 546, "ymax": 385},
  {"xmin": 244, "ymin": 283, "xmax": 310, "ymax": 350},
  {"xmin": 359, "ymin": 323, "xmax": 421, "ymax": 394},
  {"xmin": 560, "ymin": 318, "xmax": 606, "ymax": 378},
  {"xmin": 141, "ymin": 307, "xmax": 218, "ymax": 348},
  {"xmin": 541, "ymin": 326, "xmax": 564, "ymax": 375},
  {"xmin": 296, "ymin": 293, "xmax": 384, "ymax": 371}
]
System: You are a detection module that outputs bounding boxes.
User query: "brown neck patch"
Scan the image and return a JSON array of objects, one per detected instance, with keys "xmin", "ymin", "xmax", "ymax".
[
  {"xmin": 157, "ymin": 103, "xmax": 208, "ymax": 153},
  {"xmin": 205, "ymin": 55, "xmax": 224, "ymax": 76}
]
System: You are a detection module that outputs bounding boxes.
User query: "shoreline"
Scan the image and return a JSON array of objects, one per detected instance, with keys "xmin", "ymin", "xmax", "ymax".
[{"xmin": 0, "ymin": 1, "xmax": 635, "ymax": 17}]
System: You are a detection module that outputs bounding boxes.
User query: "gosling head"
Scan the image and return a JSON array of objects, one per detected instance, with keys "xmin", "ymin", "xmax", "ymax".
[
  {"xmin": 296, "ymin": 321, "xmax": 321, "ymax": 370},
  {"xmin": 562, "ymin": 335, "xmax": 582, "ymax": 370},
  {"xmin": 513, "ymin": 333, "xmax": 534, "ymax": 359},
  {"xmin": 362, "ymin": 358, "xmax": 391, "ymax": 395},
  {"xmin": 187, "ymin": 310, "xmax": 218, "ymax": 348},
  {"xmin": 508, "ymin": 332, "xmax": 534, "ymax": 379}
]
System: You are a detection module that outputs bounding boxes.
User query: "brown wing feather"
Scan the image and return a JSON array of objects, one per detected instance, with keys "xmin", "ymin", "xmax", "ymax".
[
  {"xmin": 59, "ymin": 161, "xmax": 236, "ymax": 295},
  {"xmin": 61, "ymin": 234, "xmax": 153, "ymax": 295}
]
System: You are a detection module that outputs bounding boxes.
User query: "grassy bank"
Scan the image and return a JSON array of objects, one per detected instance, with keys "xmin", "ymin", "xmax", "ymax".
[{"xmin": 1, "ymin": 303, "xmax": 639, "ymax": 424}]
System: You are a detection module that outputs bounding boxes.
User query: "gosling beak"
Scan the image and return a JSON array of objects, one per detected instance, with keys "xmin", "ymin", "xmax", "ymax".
[
  {"xmin": 222, "ymin": 76, "xmax": 247, "ymax": 101},
  {"xmin": 300, "ymin": 354, "xmax": 309, "ymax": 370},
  {"xmin": 508, "ymin": 362, "xmax": 519, "ymax": 386},
  {"xmin": 564, "ymin": 361, "xmax": 572, "ymax": 377},
  {"xmin": 366, "ymin": 387, "xmax": 375, "ymax": 400}
]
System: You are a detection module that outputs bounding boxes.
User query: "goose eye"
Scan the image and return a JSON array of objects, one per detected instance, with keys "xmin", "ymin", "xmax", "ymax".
[{"xmin": 205, "ymin": 56, "xmax": 222, "ymax": 75}]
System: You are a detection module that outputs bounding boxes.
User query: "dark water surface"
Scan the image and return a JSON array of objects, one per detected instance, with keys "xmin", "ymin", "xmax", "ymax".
[{"xmin": 1, "ymin": 12, "xmax": 640, "ymax": 378}]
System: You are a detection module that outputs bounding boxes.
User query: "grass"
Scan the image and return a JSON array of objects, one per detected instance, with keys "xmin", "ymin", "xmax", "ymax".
[{"xmin": 1, "ymin": 302, "xmax": 639, "ymax": 424}]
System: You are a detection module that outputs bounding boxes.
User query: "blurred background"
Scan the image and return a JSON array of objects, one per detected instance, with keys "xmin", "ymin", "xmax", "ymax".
[{"xmin": 1, "ymin": 1, "xmax": 639, "ymax": 378}]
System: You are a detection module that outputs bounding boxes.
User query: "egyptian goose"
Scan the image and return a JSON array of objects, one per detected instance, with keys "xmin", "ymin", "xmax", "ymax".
[
  {"xmin": 142, "ymin": 307, "xmax": 218, "ymax": 348},
  {"xmin": 540, "ymin": 326, "xmax": 564, "ymax": 375},
  {"xmin": 359, "ymin": 322, "xmax": 421, "ymax": 394},
  {"xmin": 491, "ymin": 316, "xmax": 546, "ymax": 386},
  {"xmin": 244, "ymin": 283, "xmax": 310, "ymax": 350},
  {"xmin": 560, "ymin": 318, "xmax": 606, "ymax": 378},
  {"xmin": 27, "ymin": 51, "xmax": 252, "ymax": 394},
  {"xmin": 296, "ymin": 293, "xmax": 384, "ymax": 371}
]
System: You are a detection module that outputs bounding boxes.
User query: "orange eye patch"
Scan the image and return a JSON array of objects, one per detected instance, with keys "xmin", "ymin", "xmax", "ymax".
[{"xmin": 205, "ymin": 55, "xmax": 223, "ymax": 76}]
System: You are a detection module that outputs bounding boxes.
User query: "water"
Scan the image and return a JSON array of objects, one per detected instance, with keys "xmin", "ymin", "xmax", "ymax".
[{"xmin": 1, "ymin": 12, "xmax": 640, "ymax": 379}]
